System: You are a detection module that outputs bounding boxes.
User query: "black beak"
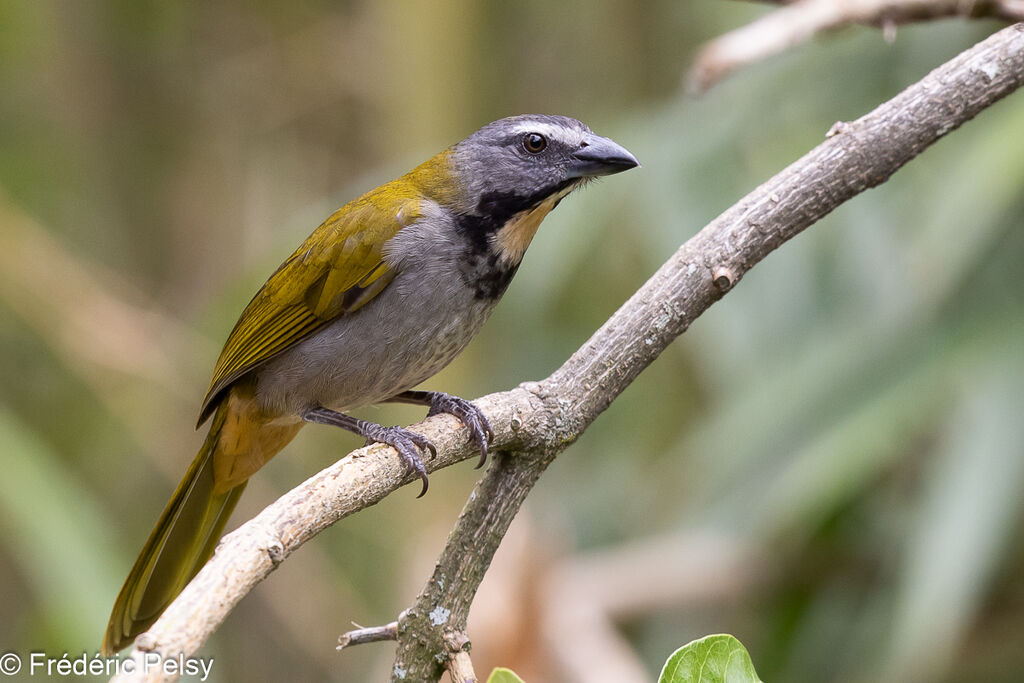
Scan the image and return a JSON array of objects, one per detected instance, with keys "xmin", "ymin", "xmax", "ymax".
[{"xmin": 568, "ymin": 133, "xmax": 640, "ymax": 178}]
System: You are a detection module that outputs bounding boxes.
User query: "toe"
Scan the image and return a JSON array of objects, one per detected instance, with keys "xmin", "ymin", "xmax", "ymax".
[
  {"xmin": 409, "ymin": 432, "xmax": 437, "ymax": 458},
  {"xmin": 474, "ymin": 440, "xmax": 489, "ymax": 469},
  {"xmin": 365, "ymin": 426, "xmax": 433, "ymax": 496},
  {"xmin": 409, "ymin": 456, "xmax": 429, "ymax": 497},
  {"xmin": 394, "ymin": 438, "xmax": 430, "ymax": 496}
]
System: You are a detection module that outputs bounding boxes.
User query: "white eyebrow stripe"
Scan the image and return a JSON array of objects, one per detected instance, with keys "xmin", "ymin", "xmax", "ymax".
[{"xmin": 508, "ymin": 121, "xmax": 583, "ymax": 146}]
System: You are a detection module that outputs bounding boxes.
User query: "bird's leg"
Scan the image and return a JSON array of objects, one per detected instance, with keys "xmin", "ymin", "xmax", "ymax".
[
  {"xmin": 302, "ymin": 407, "xmax": 435, "ymax": 497},
  {"xmin": 384, "ymin": 390, "xmax": 494, "ymax": 469}
]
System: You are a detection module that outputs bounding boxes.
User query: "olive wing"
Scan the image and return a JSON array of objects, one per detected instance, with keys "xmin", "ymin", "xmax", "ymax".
[{"xmin": 197, "ymin": 195, "xmax": 419, "ymax": 424}]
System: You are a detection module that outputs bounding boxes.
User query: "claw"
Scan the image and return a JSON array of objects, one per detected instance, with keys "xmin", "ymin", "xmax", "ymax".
[
  {"xmin": 367, "ymin": 425, "xmax": 434, "ymax": 497},
  {"xmin": 417, "ymin": 435, "xmax": 438, "ymax": 459},
  {"xmin": 409, "ymin": 456, "xmax": 429, "ymax": 498},
  {"xmin": 424, "ymin": 394, "xmax": 493, "ymax": 469},
  {"xmin": 400, "ymin": 435, "xmax": 431, "ymax": 497},
  {"xmin": 475, "ymin": 417, "xmax": 495, "ymax": 469},
  {"xmin": 303, "ymin": 406, "xmax": 433, "ymax": 496},
  {"xmin": 381, "ymin": 391, "xmax": 494, "ymax": 473}
]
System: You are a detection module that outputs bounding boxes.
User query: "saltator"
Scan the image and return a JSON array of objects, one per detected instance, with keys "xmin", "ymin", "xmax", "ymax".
[{"xmin": 102, "ymin": 114, "xmax": 638, "ymax": 654}]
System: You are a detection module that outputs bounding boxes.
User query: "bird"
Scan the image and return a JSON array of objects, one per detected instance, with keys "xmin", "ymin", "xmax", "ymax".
[{"xmin": 102, "ymin": 114, "xmax": 638, "ymax": 654}]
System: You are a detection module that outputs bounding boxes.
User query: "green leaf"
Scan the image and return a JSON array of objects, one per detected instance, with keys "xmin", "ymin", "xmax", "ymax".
[
  {"xmin": 486, "ymin": 667, "xmax": 526, "ymax": 683},
  {"xmin": 658, "ymin": 634, "xmax": 762, "ymax": 683}
]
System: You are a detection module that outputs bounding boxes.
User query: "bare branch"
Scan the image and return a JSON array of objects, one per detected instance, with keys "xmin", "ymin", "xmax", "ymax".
[
  {"xmin": 395, "ymin": 21, "xmax": 1024, "ymax": 680},
  {"xmin": 443, "ymin": 632, "xmax": 478, "ymax": 683},
  {"xmin": 110, "ymin": 23, "xmax": 1024, "ymax": 682},
  {"xmin": 689, "ymin": 0, "xmax": 1024, "ymax": 92},
  {"xmin": 392, "ymin": 450, "xmax": 548, "ymax": 680},
  {"xmin": 337, "ymin": 621, "xmax": 398, "ymax": 650}
]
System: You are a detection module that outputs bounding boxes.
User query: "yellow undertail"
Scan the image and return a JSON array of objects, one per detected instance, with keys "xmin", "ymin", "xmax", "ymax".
[{"xmin": 102, "ymin": 390, "xmax": 302, "ymax": 655}]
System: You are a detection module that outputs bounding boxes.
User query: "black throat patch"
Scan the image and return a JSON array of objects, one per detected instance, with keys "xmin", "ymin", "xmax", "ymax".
[{"xmin": 453, "ymin": 180, "xmax": 575, "ymax": 300}]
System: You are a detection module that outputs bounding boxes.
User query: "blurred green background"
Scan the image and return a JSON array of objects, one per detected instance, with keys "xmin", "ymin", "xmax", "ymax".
[{"xmin": 1, "ymin": 2, "xmax": 1022, "ymax": 681}]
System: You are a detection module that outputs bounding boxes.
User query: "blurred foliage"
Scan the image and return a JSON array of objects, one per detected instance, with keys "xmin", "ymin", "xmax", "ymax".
[{"xmin": 1, "ymin": 1, "xmax": 1022, "ymax": 682}]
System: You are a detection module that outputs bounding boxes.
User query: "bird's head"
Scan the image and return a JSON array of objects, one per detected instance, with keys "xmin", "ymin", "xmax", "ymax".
[
  {"xmin": 447, "ymin": 114, "xmax": 639, "ymax": 217},
  {"xmin": 404, "ymin": 114, "xmax": 638, "ymax": 279}
]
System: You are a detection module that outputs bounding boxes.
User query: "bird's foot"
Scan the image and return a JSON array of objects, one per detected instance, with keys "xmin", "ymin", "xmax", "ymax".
[
  {"xmin": 359, "ymin": 423, "xmax": 436, "ymax": 497},
  {"xmin": 302, "ymin": 407, "xmax": 434, "ymax": 497},
  {"xmin": 391, "ymin": 391, "xmax": 494, "ymax": 469},
  {"xmin": 426, "ymin": 393, "xmax": 494, "ymax": 469}
]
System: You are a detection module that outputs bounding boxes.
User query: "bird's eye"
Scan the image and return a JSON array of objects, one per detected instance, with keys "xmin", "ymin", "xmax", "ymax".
[{"xmin": 522, "ymin": 133, "xmax": 547, "ymax": 154}]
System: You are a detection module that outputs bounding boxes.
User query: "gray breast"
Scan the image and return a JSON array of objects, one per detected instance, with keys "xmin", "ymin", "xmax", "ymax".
[{"xmin": 251, "ymin": 204, "xmax": 504, "ymax": 417}]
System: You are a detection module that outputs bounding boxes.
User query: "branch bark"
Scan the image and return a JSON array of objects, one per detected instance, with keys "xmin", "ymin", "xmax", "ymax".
[
  {"xmin": 110, "ymin": 23, "xmax": 1024, "ymax": 682},
  {"xmin": 337, "ymin": 621, "xmax": 398, "ymax": 650},
  {"xmin": 689, "ymin": 0, "xmax": 1024, "ymax": 92}
]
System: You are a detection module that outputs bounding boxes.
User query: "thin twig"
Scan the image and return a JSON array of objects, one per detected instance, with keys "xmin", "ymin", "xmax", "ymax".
[
  {"xmin": 447, "ymin": 652, "xmax": 478, "ymax": 683},
  {"xmin": 689, "ymin": 0, "xmax": 1024, "ymax": 92},
  {"xmin": 444, "ymin": 632, "xmax": 478, "ymax": 683},
  {"xmin": 110, "ymin": 23, "xmax": 1024, "ymax": 683},
  {"xmin": 336, "ymin": 621, "xmax": 398, "ymax": 650}
]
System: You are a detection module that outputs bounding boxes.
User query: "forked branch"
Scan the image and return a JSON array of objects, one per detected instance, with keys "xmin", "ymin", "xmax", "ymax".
[{"xmin": 111, "ymin": 23, "xmax": 1024, "ymax": 683}]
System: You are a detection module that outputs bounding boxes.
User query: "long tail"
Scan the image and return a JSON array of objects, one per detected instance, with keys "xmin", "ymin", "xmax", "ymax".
[{"xmin": 102, "ymin": 403, "xmax": 244, "ymax": 655}]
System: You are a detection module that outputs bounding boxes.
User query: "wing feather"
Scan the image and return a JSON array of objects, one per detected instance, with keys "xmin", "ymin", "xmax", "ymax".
[{"xmin": 197, "ymin": 191, "xmax": 421, "ymax": 424}]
